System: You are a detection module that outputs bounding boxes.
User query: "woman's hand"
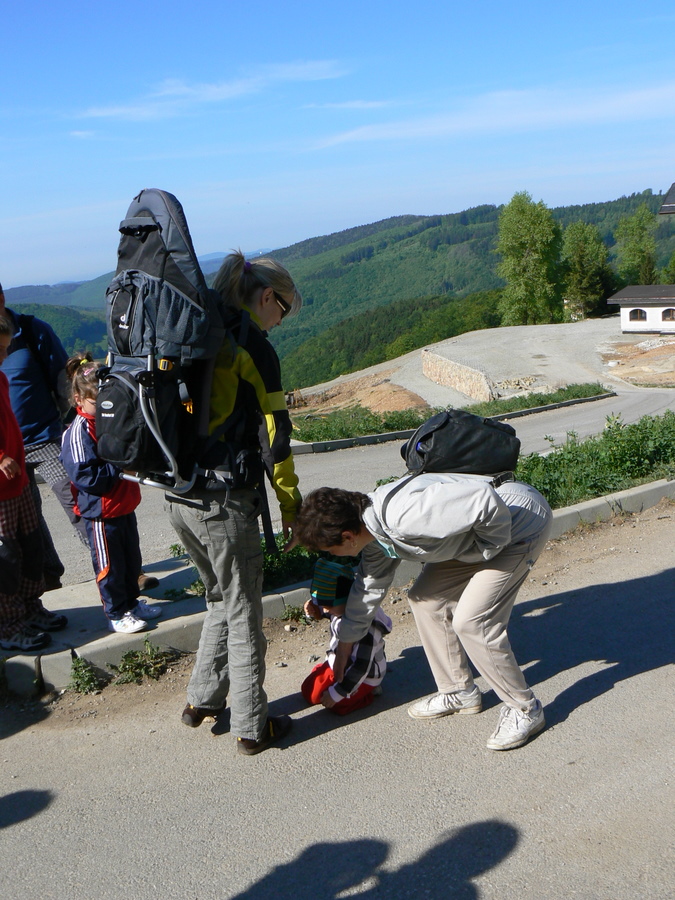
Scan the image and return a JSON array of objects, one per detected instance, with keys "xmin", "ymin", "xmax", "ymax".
[
  {"xmin": 332, "ymin": 641, "xmax": 354, "ymax": 682},
  {"xmin": 282, "ymin": 516, "xmax": 297, "ymax": 551}
]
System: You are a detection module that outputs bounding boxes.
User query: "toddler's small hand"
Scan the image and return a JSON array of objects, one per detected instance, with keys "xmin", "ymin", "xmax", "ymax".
[
  {"xmin": 0, "ymin": 456, "xmax": 20, "ymax": 479},
  {"xmin": 303, "ymin": 599, "xmax": 322, "ymax": 621}
]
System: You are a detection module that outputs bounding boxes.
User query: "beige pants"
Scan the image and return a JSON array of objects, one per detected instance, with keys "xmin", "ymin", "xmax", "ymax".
[{"xmin": 408, "ymin": 528, "xmax": 550, "ymax": 711}]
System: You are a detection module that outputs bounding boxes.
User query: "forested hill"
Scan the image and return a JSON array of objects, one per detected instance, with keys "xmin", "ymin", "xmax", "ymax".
[
  {"xmin": 5, "ymin": 189, "xmax": 675, "ymax": 388},
  {"xmin": 269, "ymin": 190, "xmax": 672, "ymax": 358}
]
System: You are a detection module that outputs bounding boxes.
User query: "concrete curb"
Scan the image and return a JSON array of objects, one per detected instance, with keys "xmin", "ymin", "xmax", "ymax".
[
  {"xmin": 290, "ymin": 392, "xmax": 616, "ymax": 455},
  {"xmin": 4, "ymin": 474, "xmax": 673, "ymax": 699}
]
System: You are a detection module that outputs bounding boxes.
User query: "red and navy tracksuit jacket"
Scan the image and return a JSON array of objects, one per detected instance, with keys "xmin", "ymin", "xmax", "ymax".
[{"xmin": 60, "ymin": 409, "xmax": 142, "ymax": 621}]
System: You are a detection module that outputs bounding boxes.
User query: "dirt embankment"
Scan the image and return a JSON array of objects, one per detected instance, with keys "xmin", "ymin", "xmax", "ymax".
[
  {"xmin": 288, "ymin": 369, "xmax": 430, "ymax": 415},
  {"xmin": 601, "ymin": 337, "xmax": 675, "ymax": 387}
]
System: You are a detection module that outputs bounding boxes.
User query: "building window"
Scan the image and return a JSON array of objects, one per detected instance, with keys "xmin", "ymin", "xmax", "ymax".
[
  {"xmin": 629, "ymin": 309, "xmax": 647, "ymax": 321},
  {"xmin": 662, "ymin": 308, "xmax": 675, "ymax": 321}
]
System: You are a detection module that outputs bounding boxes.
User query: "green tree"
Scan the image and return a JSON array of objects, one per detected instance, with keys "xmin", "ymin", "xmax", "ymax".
[
  {"xmin": 661, "ymin": 250, "xmax": 675, "ymax": 284},
  {"xmin": 561, "ymin": 221, "xmax": 614, "ymax": 320},
  {"xmin": 614, "ymin": 203, "xmax": 657, "ymax": 285},
  {"xmin": 496, "ymin": 191, "xmax": 562, "ymax": 325}
]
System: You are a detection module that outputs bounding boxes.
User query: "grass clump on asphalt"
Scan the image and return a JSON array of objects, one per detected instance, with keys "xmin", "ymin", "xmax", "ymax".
[
  {"xmin": 108, "ymin": 638, "xmax": 183, "ymax": 685},
  {"xmin": 517, "ymin": 411, "xmax": 675, "ymax": 509},
  {"xmin": 68, "ymin": 655, "xmax": 108, "ymax": 694},
  {"xmin": 290, "ymin": 383, "xmax": 607, "ymax": 443}
]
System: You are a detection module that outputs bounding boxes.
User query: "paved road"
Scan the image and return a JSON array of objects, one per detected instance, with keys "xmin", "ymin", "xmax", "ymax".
[{"xmin": 2, "ymin": 503, "xmax": 673, "ymax": 899}]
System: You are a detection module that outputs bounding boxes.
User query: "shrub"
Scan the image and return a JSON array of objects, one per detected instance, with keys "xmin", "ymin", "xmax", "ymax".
[
  {"xmin": 516, "ymin": 411, "xmax": 675, "ymax": 508},
  {"xmin": 108, "ymin": 638, "xmax": 183, "ymax": 685}
]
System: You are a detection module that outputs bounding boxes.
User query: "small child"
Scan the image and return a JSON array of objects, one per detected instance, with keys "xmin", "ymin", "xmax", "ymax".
[
  {"xmin": 0, "ymin": 315, "xmax": 67, "ymax": 651},
  {"xmin": 302, "ymin": 558, "xmax": 392, "ymax": 715},
  {"xmin": 59, "ymin": 353, "xmax": 161, "ymax": 634}
]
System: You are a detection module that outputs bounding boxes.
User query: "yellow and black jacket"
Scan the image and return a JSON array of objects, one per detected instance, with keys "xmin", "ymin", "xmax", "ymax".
[{"xmin": 205, "ymin": 310, "xmax": 300, "ymax": 521}]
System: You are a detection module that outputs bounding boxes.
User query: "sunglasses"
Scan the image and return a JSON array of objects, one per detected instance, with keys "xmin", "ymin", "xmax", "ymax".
[{"xmin": 273, "ymin": 291, "xmax": 291, "ymax": 320}]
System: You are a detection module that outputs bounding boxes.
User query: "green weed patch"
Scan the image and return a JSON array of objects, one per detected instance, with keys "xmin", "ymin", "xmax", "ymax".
[{"xmin": 517, "ymin": 411, "xmax": 675, "ymax": 509}]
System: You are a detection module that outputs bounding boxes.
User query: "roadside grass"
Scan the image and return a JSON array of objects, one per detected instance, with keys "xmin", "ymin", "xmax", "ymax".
[
  {"xmin": 68, "ymin": 655, "xmax": 109, "ymax": 694},
  {"xmin": 68, "ymin": 640, "xmax": 186, "ymax": 694},
  {"xmin": 290, "ymin": 382, "xmax": 607, "ymax": 443},
  {"xmin": 107, "ymin": 638, "xmax": 184, "ymax": 685},
  {"xmin": 291, "ymin": 406, "xmax": 432, "ymax": 443},
  {"xmin": 463, "ymin": 382, "xmax": 607, "ymax": 418},
  {"xmin": 516, "ymin": 411, "xmax": 675, "ymax": 509}
]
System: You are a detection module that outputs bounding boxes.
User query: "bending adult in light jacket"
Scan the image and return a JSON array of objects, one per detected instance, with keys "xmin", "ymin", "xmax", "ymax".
[{"xmin": 293, "ymin": 473, "xmax": 552, "ymax": 750}]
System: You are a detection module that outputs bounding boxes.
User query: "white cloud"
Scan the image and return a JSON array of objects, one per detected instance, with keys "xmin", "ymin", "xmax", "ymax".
[
  {"xmin": 81, "ymin": 60, "xmax": 349, "ymax": 122},
  {"xmin": 69, "ymin": 130, "xmax": 95, "ymax": 139},
  {"xmin": 315, "ymin": 82, "xmax": 675, "ymax": 148}
]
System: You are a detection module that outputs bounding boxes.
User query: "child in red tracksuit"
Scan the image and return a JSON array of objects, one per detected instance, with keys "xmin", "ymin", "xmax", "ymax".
[
  {"xmin": 302, "ymin": 559, "xmax": 392, "ymax": 715},
  {"xmin": 59, "ymin": 353, "xmax": 162, "ymax": 634},
  {"xmin": 0, "ymin": 315, "xmax": 67, "ymax": 651}
]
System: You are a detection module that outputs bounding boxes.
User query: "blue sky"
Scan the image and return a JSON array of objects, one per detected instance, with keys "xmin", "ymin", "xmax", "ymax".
[{"xmin": 2, "ymin": 1, "xmax": 675, "ymax": 288}]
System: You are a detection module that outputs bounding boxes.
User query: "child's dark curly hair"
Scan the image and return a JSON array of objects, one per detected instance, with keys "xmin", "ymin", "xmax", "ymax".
[
  {"xmin": 294, "ymin": 487, "xmax": 372, "ymax": 551},
  {"xmin": 65, "ymin": 352, "xmax": 99, "ymax": 406}
]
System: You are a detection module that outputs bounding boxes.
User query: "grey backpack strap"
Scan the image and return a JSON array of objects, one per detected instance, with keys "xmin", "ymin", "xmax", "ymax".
[{"xmin": 379, "ymin": 473, "xmax": 418, "ymax": 527}]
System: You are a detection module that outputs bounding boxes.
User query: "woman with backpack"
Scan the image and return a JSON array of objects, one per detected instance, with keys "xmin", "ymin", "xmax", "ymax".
[
  {"xmin": 168, "ymin": 251, "xmax": 302, "ymax": 755},
  {"xmin": 293, "ymin": 473, "xmax": 552, "ymax": 751}
]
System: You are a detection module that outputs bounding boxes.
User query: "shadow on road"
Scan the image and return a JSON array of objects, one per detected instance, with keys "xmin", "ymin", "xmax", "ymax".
[
  {"xmin": 229, "ymin": 820, "xmax": 518, "ymax": 899},
  {"xmin": 511, "ymin": 568, "xmax": 675, "ymax": 725},
  {"xmin": 0, "ymin": 790, "xmax": 53, "ymax": 829}
]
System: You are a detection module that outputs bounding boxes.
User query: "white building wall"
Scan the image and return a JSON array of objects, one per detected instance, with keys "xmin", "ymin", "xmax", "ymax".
[{"xmin": 620, "ymin": 306, "xmax": 675, "ymax": 333}]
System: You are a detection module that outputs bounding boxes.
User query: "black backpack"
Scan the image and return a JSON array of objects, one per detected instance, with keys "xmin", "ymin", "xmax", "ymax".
[
  {"xmin": 95, "ymin": 188, "xmax": 228, "ymax": 493},
  {"xmin": 380, "ymin": 409, "xmax": 521, "ymax": 522},
  {"xmin": 400, "ymin": 409, "xmax": 521, "ymax": 477}
]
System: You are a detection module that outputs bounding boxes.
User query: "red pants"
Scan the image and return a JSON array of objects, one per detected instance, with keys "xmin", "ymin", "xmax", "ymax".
[{"xmin": 301, "ymin": 661, "xmax": 375, "ymax": 716}]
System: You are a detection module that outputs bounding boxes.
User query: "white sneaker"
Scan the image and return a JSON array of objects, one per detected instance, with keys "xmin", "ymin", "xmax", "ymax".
[
  {"xmin": 109, "ymin": 612, "xmax": 148, "ymax": 634},
  {"xmin": 408, "ymin": 686, "xmax": 482, "ymax": 719},
  {"xmin": 486, "ymin": 701, "xmax": 545, "ymax": 750},
  {"xmin": 132, "ymin": 600, "xmax": 162, "ymax": 620}
]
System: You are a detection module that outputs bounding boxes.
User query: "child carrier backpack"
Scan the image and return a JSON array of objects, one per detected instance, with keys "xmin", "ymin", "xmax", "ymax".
[
  {"xmin": 95, "ymin": 188, "xmax": 227, "ymax": 494},
  {"xmin": 400, "ymin": 409, "xmax": 521, "ymax": 478}
]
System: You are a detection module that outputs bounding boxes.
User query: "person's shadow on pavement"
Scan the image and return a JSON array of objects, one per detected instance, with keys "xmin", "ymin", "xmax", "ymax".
[
  {"xmin": 509, "ymin": 568, "xmax": 675, "ymax": 725},
  {"xmin": 0, "ymin": 790, "xmax": 53, "ymax": 829},
  {"xmin": 229, "ymin": 820, "xmax": 518, "ymax": 899}
]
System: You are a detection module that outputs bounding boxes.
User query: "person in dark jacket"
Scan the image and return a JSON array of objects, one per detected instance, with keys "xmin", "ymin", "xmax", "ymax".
[
  {"xmin": 0, "ymin": 282, "xmax": 158, "ymax": 594},
  {"xmin": 60, "ymin": 354, "xmax": 162, "ymax": 634},
  {"xmin": 0, "ymin": 314, "xmax": 67, "ymax": 652}
]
